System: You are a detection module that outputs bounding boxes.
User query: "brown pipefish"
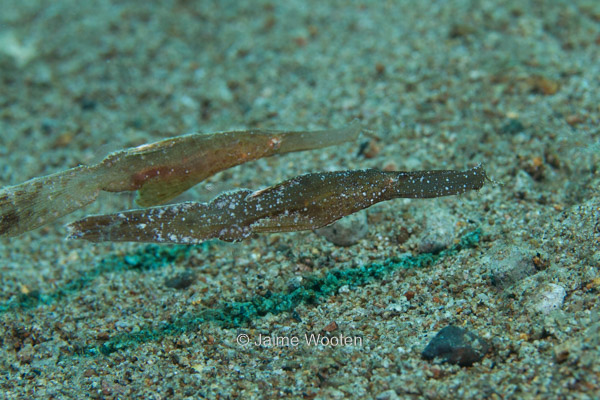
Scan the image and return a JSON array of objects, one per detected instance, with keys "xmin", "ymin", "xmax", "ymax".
[
  {"xmin": 0, "ymin": 122, "xmax": 361, "ymax": 237},
  {"xmin": 67, "ymin": 165, "xmax": 488, "ymax": 244}
]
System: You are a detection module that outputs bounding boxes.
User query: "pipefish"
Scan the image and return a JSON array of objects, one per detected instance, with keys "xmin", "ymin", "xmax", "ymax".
[
  {"xmin": 67, "ymin": 165, "xmax": 489, "ymax": 244},
  {"xmin": 0, "ymin": 122, "xmax": 360, "ymax": 237}
]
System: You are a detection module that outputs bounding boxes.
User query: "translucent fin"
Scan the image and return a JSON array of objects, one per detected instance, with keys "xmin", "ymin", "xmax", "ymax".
[
  {"xmin": 135, "ymin": 177, "xmax": 198, "ymax": 207},
  {"xmin": 275, "ymin": 119, "xmax": 361, "ymax": 153},
  {"xmin": 0, "ymin": 166, "xmax": 100, "ymax": 237},
  {"xmin": 251, "ymin": 211, "xmax": 322, "ymax": 233}
]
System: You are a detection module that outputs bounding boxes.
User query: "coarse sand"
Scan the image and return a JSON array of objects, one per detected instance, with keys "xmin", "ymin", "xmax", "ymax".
[{"xmin": 0, "ymin": 0, "xmax": 598, "ymax": 398}]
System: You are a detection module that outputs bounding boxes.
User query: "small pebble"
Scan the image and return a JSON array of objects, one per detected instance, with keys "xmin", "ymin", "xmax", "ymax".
[
  {"xmin": 522, "ymin": 156, "xmax": 545, "ymax": 181},
  {"xmin": 422, "ymin": 325, "xmax": 490, "ymax": 366},
  {"xmin": 531, "ymin": 76, "xmax": 560, "ymax": 95},
  {"xmin": 532, "ymin": 283, "xmax": 566, "ymax": 315},
  {"xmin": 17, "ymin": 343, "xmax": 35, "ymax": 364},
  {"xmin": 323, "ymin": 321, "xmax": 338, "ymax": 332},
  {"xmin": 487, "ymin": 247, "xmax": 537, "ymax": 289},
  {"xmin": 376, "ymin": 389, "xmax": 400, "ymax": 400},
  {"xmin": 382, "ymin": 160, "xmax": 398, "ymax": 171},
  {"xmin": 83, "ymin": 369, "xmax": 97, "ymax": 377},
  {"xmin": 385, "ymin": 301, "xmax": 407, "ymax": 314},
  {"xmin": 500, "ymin": 118, "xmax": 525, "ymax": 135},
  {"xmin": 164, "ymin": 271, "xmax": 196, "ymax": 289},
  {"xmin": 80, "ymin": 97, "xmax": 97, "ymax": 111},
  {"xmin": 513, "ymin": 170, "xmax": 535, "ymax": 199},
  {"xmin": 554, "ymin": 342, "xmax": 572, "ymax": 363},
  {"xmin": 363, "ymin": 140, "xmax": 381, "ymax": 158},
  {"xmin": 315, "ymin": 211, "xmax": 369, "ymax": 246},
  {"xmin": 375, "ymin": 62, "xmax": 386, "ymax": 76},
  {"xmin": 417, "ymin": 209, "xmax": 457, "ymax": 253}
]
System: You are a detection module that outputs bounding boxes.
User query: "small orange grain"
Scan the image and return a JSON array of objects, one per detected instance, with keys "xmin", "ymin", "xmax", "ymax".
[
  {"xmin": 533, "ymin": 76, "xmax": 559, "ymax": 95},
  {"xmin": 323, "ymin": 321, "xmax": 338, "ymax": 332}
]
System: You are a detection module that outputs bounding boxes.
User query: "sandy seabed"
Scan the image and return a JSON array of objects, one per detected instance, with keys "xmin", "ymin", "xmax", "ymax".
[{"xmin": 0, "ymin": 1, "xmax": 599, "ymax": 399}]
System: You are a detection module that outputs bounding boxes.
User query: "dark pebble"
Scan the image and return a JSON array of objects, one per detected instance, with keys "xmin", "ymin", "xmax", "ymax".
[
  {"xmin": 500, "ymin": 118, "xmax": 525, "ymax": 135},
  {"xmin": 422, "ymin": 325, "xmax": 489, "ymax": 367},
  {"xmin": 80, "ymin": 97, "xmax": 97, "ymax": 110},
  {"xmin": 488, "ymin": 247, "xmax": 536, "ymax": 289},
  {"xmin": 165, "ymin": 271, "xmax": 196, "ymax": 289}
]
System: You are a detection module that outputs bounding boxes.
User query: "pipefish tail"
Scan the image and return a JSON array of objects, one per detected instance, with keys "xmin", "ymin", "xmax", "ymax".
[
  {"xmin": 0, "ymin": 122, "xmax": 360, "ymax": 237},
  {"xmin": 67, "ymin": 165, "xmax": 488, "ymax": 244}
]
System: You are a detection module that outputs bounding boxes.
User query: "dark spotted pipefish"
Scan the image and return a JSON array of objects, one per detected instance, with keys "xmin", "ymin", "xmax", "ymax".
[{"xmin": 67, "ymin": 165, "xmax": 488, "ymax": 244}]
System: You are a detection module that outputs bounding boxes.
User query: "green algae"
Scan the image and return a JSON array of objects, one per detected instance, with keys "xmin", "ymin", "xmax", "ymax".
[
  {"xmin": 0, "ymin": 244, "xmax": 198, "ymax": 313},
  {"xmin": 90, "ymin": 229, "xmax": 481, "ymax": 356}
]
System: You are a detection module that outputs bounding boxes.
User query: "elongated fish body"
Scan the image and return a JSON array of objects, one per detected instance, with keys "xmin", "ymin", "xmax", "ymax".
[
  {"xmin": 68, "ymin": 165, "xmax": 488, "ymax": 244},
  {"xmin": 101, "ymin": 121, "xmax": 361, "ymax": 206},
  {"xmin": 0, "ymin": 122, "xmax": 360, "ymax": 237}
]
